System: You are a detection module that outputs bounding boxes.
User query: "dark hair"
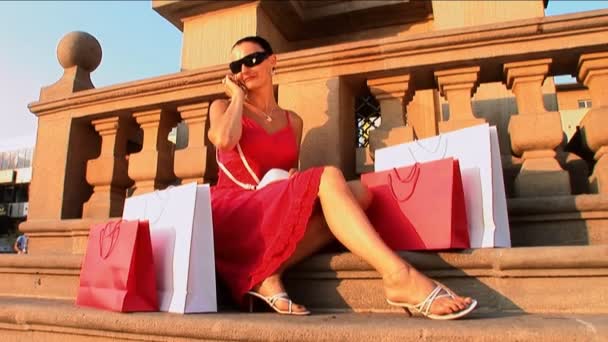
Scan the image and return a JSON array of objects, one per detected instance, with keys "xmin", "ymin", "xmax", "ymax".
[{"xmin": 232, "ymin": 36, "xmax": 274, "ymax": 55}]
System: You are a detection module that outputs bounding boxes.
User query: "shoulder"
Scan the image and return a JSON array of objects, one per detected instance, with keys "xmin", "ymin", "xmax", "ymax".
[
  {"xmin": 210, "ymin": 99, "xmax": 229, "ymax": 115},
  {"xmin": 286, "ymin": 110, "xmax": 303, "ymax": 128}
]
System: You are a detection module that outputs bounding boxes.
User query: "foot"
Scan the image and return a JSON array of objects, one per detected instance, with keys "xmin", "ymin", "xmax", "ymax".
[
  {"xmin": 383, "ymin": 266, "xmax": 473, "ymax": 316},
  {"xmin": 251, "ymin": 274, "xmax": 309, "ymax": 314}
]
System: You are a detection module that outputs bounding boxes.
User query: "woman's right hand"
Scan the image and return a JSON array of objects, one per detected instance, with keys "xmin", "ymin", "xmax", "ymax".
[{"xmin": 222, "ymin": 75, "xmax": 247, "ymax": 99}]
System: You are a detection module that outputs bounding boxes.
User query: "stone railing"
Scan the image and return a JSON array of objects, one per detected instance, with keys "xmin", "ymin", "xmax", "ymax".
[{"xmin": 21, "ymin": 9, "xmax": 608, "ymax": 254}]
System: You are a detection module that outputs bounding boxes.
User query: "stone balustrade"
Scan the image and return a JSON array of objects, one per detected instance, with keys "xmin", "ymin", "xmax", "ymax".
[{"xmin": 19, "ymin": 9, "xmax": 608, "ymax": 254}]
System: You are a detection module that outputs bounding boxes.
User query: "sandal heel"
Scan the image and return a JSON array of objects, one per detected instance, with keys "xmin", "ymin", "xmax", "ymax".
[{"xmin": 248, "ymin": 296, "xmax": 254, "ymax": 313}]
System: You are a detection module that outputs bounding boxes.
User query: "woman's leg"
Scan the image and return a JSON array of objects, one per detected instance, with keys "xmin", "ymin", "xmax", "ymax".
[
  {"xmin": 316, "ymin": 166, "xmax": 471, "ymax": 315},
  {"xmin": 278, "ymin": 180, "xmax": 372, "ymax": 271},
  {"xmin": 251, "ymin": 180, "xmax": 372, "ymax": 313}
]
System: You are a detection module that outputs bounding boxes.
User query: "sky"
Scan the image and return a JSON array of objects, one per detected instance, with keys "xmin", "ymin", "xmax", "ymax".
[{"xmin": 0, "ymin": 0, "xmax": 607, "ymax": 149}]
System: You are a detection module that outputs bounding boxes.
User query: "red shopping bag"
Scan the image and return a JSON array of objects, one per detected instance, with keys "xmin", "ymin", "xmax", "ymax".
[
  {"xmin": 361, "ymin": 158, "xmax": 470, "ymax": 251},
  {"xmin": 76, "ymin": 220, "xmax": 158, "ymax": 312}
]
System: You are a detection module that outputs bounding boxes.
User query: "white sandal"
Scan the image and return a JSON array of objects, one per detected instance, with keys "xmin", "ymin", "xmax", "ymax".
[
  {"xmin": 247, "ymin": 291, "xmax": 311, "ymax": 316},
  {"xmin": 386, "ymin": 283, "xmax": 477, "ymax": 320}
]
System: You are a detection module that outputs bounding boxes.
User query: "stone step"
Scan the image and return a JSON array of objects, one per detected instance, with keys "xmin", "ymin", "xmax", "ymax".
[
  {"xmin": 1, "ymin": 245, "xmax": 607, "ymax": 314},
  {"xmin": 284, "ymin": 245, "xmax": 608, "ymax": 314},
  {"xmin": 508, "ymin": 194, "xmax": 608, "ymax": 246},
  {"xmin": 0, "ymin": 296, "xmax": 606, "ymax": 342}
]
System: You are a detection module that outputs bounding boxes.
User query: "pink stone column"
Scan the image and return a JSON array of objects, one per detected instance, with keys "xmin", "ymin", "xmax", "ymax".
[
  {"xmin": 128, "ymin": 109, "xmax": 178, "ymax": 195},
  {"xmin": 504, "ymin": 59, "xmax": 571, "ymax": 197},
  {"xmin": 174, "ymin": 102, "xmax": 213, "ymax": 184},
  {"xmin": 578, "ymin": 52, "xmax": 608, "ymax": 194},
  {"xmin": 82, "ymin": 116, "xmax": 133, "ymax": 218},
  {"xmin": 434, "ymin": 66, "xmax": 486, "ymax": 132},
  {"xmin": 366, "ymin": 74, "xmax": 415, "ymax": 157}
]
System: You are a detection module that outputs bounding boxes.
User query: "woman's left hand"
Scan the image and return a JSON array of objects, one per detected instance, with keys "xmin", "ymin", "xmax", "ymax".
[{"xmin": 288, "ymin": 168, "xmax": 298, "ymax": 178}]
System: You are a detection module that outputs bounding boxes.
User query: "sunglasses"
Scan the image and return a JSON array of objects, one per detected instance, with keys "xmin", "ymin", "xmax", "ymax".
[{"xmin": 229, "ymin": 51, "xmax": 270, "ymax": 74}]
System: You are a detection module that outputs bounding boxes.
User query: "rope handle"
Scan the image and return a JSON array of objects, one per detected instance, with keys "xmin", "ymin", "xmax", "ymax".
[
  {"xmin": 407, "ymin": 135, "xmax": 449, "ymax": 162},
  {"xmin": 99, "ymin": 220, "xmax": 122, "ymax": 259},
  {"xmin": 143, "ymin": 188, "xmax": 172, "ymax": 224},
  {"xmin": 388, "ymin": 164, "xmax": 420, "ymax": 202}
]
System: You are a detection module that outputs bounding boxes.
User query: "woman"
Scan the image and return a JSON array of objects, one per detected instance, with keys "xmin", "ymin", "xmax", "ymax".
[{"xmin": 209, "ymin": 36, "xmax": 476, "ymax": 319}]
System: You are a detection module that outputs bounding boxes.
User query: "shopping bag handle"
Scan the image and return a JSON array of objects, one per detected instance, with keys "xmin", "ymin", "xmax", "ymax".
[
  {"xmin": 388, "ymin": 164, "xmax": 420, "ymax": 202},
  {"xmin": 99, "ymin": 220, "xmax": 122, "ymax": 259},
  {"xmin": 407, "ymin": 135, "xmax": 448, "ymax": 162},
  {"xmin": 143, "ymin": 189, "xmax": 171, "ymax": 224}
]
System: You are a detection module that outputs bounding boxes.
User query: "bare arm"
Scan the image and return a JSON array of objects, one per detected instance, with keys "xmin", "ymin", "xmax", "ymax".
[{"xmin": 208, "ymin": 76, "xmax": 247, "ymax": 151}]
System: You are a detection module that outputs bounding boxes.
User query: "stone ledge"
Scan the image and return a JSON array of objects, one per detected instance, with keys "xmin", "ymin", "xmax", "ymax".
[
  {"xmin": 292, "ymin": 245, "xmax": 608, "ymax": 273},
  {"xmin": 285, "ymin": 246, "xmax": 608, "ymax": 314},
  {"xmin": 507, "ymin": 194, "xmax": 608, "ymax": 246},
  {"xmin": 508, "ymin": 194, "xmax": 608, "ymax": 216},
  {"xmin": 27, "ymin": 10, "xmax": 608, "ymax": 116},
  {"xmin": 0, "ymin": 296, "xmax": 606, "ymax": 342},
  {"xmin": 1, "ymin": 246, "xmax": 606, "ymax": 314}
]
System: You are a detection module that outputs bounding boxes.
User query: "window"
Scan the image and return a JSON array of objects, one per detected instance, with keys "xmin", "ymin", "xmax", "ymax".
[
  {"xmin": 25, "ymin": 149, "xmax": 33, "ymax": 168},
  {"xmin": 14, "ymin": 185, "xmax": 28, "ymax": 202},
  {"xmin": 578, "ymin": 99, "xmax": 592, "ymax": 108},
  {"xmin": 16, "ymin": 150, "xmax": 26, "ymax": 168},
  {"xmin": 0, "ymin": 153, "xmax": 8, "ymax": 170},
  {"xmin": 7, "ymin": 151, "xmax": 17, "ymax": 169}
]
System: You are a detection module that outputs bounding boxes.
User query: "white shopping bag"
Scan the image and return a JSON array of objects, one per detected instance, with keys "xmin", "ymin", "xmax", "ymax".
[
  {"xmin": 122, "ymin": 182, "xmax": 217, "ymax": 313},
  {"xmin": 375, "ymin": 124, "xmax": 511, "ymax": 248}
]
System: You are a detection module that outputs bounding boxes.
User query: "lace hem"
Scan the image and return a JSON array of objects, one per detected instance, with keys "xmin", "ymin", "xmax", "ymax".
[{"xmin": 238, "ymin": 166, "xmax": 324, "ymax": 305}]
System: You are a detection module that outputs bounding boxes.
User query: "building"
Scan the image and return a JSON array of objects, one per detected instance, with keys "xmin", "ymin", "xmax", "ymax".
[{"xmin": 0, "ymin": 140, "xmax": 33, "ymax": 238}]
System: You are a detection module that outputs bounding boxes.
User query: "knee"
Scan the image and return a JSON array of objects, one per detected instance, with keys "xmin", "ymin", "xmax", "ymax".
[
  {"xmin": 321, "ymin": 166, "xmax": 345, "ymax": 184},
  {"xmin": 319, "ymin": 166, "xmax": 347, "ymax": 193}
]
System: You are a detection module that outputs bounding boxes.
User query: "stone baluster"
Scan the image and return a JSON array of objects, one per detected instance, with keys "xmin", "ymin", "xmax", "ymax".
[
  {"xmin": 578, "ymin": 52, "xmax": 608, "ymax": 194},
  {"xmin": 504, "ymin": 58, "xmax": 571, "ymax": 197},
  {"xmin": 434, "ymin": 66, "xmax": 486, "ymax": 132},
  {"xmin": 174, "ymin": 102, "xmax": 212, "ymax": 184},
  {"xmin": 128, "ymin": 109, "xmax": 178, "ymax": 195},
  {"xmin": 82, "ymin": 116, "xmax": 133, "ymax": 218},
  {"xmin": 366, "ymin": 74, "xmax": 415, "ymax": 157}
]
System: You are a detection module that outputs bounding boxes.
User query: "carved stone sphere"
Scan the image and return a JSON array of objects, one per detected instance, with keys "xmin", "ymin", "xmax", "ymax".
[{"xmin": 57, "ymin": 31, "xmax": 102, "ymax": 72}]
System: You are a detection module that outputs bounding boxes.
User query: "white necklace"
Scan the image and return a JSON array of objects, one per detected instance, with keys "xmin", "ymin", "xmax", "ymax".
[{"xmin": 247, "ymin": 102, "xmax": 276, "ymax": 122}]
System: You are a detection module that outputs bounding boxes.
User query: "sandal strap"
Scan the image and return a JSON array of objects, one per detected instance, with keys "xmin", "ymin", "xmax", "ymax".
[
  {"xmin": 267, "ymin": 292, "xmax": 294, "ymax": 314},
  {"xmin": 266, "ymin": 292, "xmax": 289, "ymax": 305},
  {"xmin": 414, "ymin": 284, "xmax": 455, "ymax": 315},
  {"xmin": 415, "ymin": 285, "xmax": 442, "ymax": 315}
]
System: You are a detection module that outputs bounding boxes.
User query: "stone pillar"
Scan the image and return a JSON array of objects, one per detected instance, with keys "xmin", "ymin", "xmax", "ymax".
[
  {"xmin": 278, "ymin": 77, "xmax": 357, "ymax": 179},
  {"xmin": 504, "ymin": 59, "xmax": 571, "ymax": 197},
  {"xmin": 179, "ymin": 3, "xmax": 289, "ymax": 70},
  {"xmin": 128, "ymin": 109, "xmax": 178, "ymax": 195},
  {"xmin": 366, "ymin": 74, "xmax": 415, "ymax": 156},
  {"xmin": 174, "ymin": 102, "xmax": 211, "ymax": 184},
  {"xmin": 25, "ymin": 31, "xmax": 104, "ymax": 221},
  {"xmin": 578, "ymin": 52, "xmax": 608, "ymax": 194},
  {"xmin": 434, "ymin": 67, "xmax": 486, "ymax": 132},
  {"xmin": 19, "ymin": 31, "xmax": 104, "ymax": 254},
  {"xmin": 82, "ymin": 116, "xmax": 133, "ymax": 218}
]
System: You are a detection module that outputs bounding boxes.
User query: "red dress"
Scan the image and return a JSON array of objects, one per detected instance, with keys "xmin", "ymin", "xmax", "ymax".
[{"xmin": 210, "ymin": 111, "xmax": 324, "ymax": 306}]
